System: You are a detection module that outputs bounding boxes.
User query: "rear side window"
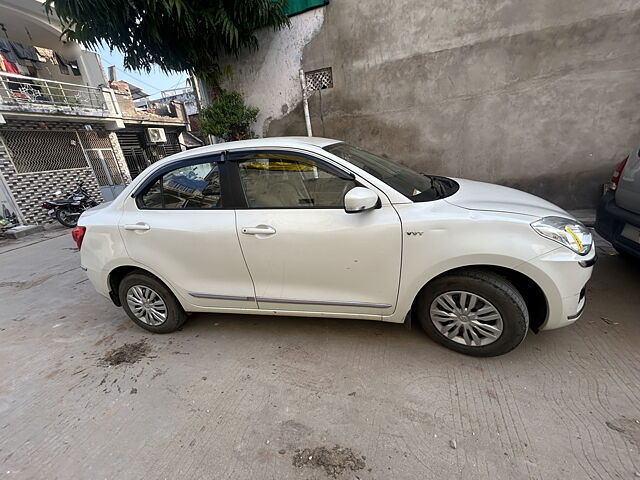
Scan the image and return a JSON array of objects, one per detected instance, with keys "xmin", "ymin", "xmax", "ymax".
[{"xmin": 138, "ymin": 162, "xmax": 221, "ymax": 209}]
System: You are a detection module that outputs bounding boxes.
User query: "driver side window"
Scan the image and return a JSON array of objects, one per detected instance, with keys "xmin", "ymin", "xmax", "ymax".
[
  {"xmin": 237, "ymin": 154, "xmax": 356, "ymax": 208},
  {"xmin": 139, "ymin": 162, "xmax": 221, "ymax": 209}
]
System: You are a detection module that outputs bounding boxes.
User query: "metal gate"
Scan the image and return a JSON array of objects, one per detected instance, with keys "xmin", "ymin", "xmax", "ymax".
[
  {"xmin": 121, "ymin": 147, "xmax": 149, "ymax": 180},
  {"xmin": 116, "ymin": 129, "xmax": 182, "ymax": 179},
  {"xmin": 83, "ymin": 148, "xmax": 125, "ymax": 201}
]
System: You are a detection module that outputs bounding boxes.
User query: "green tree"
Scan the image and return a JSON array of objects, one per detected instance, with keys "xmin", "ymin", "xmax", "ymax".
[
  {"xmin": 199, "ymin": 90, "xmax": 259, "ymax": 141},
  {"xmin": 45, "ymin": 0, "xmax": 289, "ymax": 83}
]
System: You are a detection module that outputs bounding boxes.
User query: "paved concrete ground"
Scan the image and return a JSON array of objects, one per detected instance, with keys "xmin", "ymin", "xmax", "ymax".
[{"xmin": 0, "ymin": 229, "xmax": 638, "ymax": 479}]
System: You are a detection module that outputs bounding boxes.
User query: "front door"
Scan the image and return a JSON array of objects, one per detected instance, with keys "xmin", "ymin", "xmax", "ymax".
[
  {"xmin": 230, "ymin": 151, "xmax": 402, "ymax": 316},
  {"xmin": 118, "ymin": 155, "xmax": 258, "ymax": 310}
]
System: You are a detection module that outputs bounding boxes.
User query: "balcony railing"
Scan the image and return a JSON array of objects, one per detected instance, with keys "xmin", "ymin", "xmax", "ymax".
[{"xmin": 0, "ymin": 72, "xmax": 119, "ymax": 117}]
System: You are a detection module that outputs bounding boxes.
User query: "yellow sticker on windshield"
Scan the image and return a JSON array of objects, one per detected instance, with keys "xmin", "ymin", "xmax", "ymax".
[{"xmin": 565, "ymin": 225, "xmax": 584, "ymax": 252}]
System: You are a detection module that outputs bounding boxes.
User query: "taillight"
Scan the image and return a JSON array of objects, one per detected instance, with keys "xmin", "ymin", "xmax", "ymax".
[
  {"xmin": 71, "ymin": 226, "xmax": 86, "ymax": 249},
  {"xmin": 611, "ymin": 156, "xmax": 628, "ymax": 190}
]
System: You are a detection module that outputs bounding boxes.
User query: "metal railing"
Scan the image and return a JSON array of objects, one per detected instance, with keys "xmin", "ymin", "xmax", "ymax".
[
  {"xmin": 0, "ymin": 72, "xmax": 119, "ymax": 117},
  {"xmin": 159, "ymin": 86, "xmax": 193, "ymax": 97}
]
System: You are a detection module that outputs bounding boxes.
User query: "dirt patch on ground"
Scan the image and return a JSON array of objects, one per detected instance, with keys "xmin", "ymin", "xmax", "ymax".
[
  {"xmin": 292, "ymin": 445, "xmax": 366, "ymax": 478},
  {"xmin": 605, "ymin": 417, "xmax": 640, "ymax": 446},
  {"xmin": 99, "ymin": 340, "xmax": 151, "ymax": 366},
  {"xmin": 0, "ymin": 274, "xmax": 53, "ymax": 291}
]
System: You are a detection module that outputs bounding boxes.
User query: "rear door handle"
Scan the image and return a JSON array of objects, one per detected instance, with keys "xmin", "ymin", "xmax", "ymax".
[
  {"xmin": 124, "ymin": 223, "xmax": 150, "ymax": 231},
  {"xmin": 241, "ymin": 226, "xmax": 276, "ymax": 235}
]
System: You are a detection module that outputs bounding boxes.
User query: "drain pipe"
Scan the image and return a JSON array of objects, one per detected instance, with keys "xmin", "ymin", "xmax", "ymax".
[{"xmin": 299, "ymin": 69, "xmax": 313, "ymax": 137}]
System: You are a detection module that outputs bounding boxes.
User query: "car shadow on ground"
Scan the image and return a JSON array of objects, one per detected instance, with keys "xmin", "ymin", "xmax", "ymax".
[
  {"xmin": 138, "ymin": 251, "xmax": 639, "ymax": 368},
  {"xmin": 159, "ymin": 306, "xmax": 546, "ymax": 367}
]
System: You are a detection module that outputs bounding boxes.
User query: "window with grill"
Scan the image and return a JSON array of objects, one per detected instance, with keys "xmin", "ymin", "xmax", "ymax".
[
  {"xmin": 2, "ymin": 130, "xmax": 88, "ymax": 173},
  {"xmin": 305, "ymin": 67, "xmax": 333, "ymax": 92}
]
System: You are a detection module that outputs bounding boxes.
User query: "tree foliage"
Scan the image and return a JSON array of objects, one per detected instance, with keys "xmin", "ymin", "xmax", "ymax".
[
  {"xmin": 45, "ymin": 0, "xmax": 289, "ymax": 82},
  {"xmin": 199, "ymin": 90, "xmax": 259, "ymax": 140}
]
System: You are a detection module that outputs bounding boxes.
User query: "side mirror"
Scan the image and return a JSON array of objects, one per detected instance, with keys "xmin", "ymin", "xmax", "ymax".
[{"xmin": 344, "ymin": 187, "xmax": 379, "ymax": 213}]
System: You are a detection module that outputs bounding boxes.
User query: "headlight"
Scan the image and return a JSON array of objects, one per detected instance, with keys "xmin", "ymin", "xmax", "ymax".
[{"xmin": 531, "ymin": 216, "xmax": 593, "ymax": 255}]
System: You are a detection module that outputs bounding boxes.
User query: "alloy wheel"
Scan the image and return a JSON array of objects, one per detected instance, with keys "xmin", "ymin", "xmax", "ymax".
[
  {"xmin": 126, "ymin": 285, "xmax": 168, "ymax": 326},
  {"xmin": 429, "ymin": 290, "xmax": 504, "ymax": 346}
]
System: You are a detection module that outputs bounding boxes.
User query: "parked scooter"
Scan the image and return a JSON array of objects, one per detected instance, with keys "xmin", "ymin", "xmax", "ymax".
[
  {"xmin": 42, "ymin": 181, "xmax": 98, "ymax": 228},
  {"xmin": 0, "ymin": 205, "xmax": 19, "ymax": 235}
]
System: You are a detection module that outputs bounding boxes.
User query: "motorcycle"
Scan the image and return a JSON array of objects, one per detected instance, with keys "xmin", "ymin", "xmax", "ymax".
[
  {"xmin": 0, "ymin": 205, "xmax": 18, "ymax": 234},
  {"xmin": 42, "ymin": 181, "xmax": 98, "ymax": 228}
]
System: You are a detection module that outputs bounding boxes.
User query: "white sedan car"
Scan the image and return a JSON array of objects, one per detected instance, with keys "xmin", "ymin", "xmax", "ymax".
[{"xmin": 74, "ymin": 137, "xmax": 595, "ymax": 356}]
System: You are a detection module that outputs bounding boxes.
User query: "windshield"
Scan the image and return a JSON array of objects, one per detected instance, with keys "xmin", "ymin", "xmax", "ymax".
[{"xmin": 324, "ymin": 143, "xmax": 458, "ymax": 202}]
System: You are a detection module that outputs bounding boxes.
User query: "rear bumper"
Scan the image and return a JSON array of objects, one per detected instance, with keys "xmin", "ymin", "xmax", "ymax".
[
  {"xmin": 85, "ymin": 266, "xmax": 111, "ymax": 299},
  {"xmin": 595, "ymin": 191, "xmax": 640, "ymax": 258}
]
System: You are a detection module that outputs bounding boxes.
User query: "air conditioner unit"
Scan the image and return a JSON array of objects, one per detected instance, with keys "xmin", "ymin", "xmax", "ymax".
[{"xmin": 146, "ymin": 128, "xmax": 167, "ymax": 143}]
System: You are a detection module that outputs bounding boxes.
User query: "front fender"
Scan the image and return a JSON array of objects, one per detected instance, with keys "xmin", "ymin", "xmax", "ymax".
[
  {"xmin": 388, "ymin": 203, "xmax": 559, "ymax": 323},
  {"xmin": 390, "ymin": 253, "xmax": 528, "ymax": 323}
]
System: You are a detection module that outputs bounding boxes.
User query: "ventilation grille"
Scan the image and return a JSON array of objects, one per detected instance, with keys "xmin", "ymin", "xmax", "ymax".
[{"xmin": 305, "ymin": 67, "xmax": 333, "ymax": 92}]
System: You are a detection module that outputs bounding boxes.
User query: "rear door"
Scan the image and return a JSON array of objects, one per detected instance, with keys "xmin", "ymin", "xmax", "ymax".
[
  {"xmin": 119, "ymin": 155, "xmax": 258, "ymax": 310},
  {"xmin": 229, "ymin": 150, "xmax": 403, "ymax": 316},
  {"xmin": 617, "ymin": 146, "xmax": 640, "ymax": 214}
]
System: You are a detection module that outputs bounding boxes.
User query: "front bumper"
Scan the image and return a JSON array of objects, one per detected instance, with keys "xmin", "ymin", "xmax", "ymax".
[
  {"xmin": 595, "ymin": 191, "xmax": 640, "ymax": 259},
  {"xmin": 515, "ymin": 246, "xmax": 595, "ymax": 330}
]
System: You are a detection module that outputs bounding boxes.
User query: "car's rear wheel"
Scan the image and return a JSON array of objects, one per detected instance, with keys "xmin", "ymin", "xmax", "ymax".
[
  {"xmin": 119, "ymin": 272, "xmax": 186, "ymax": 333},
  {"xmin": 416, "ymin": 270, "xmax": 528, "ymax": 357}
]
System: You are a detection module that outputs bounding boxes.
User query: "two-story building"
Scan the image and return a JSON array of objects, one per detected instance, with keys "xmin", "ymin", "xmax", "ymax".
[
  {"xmin": 108, "ymin": 73, "xmax": 199, "ymax": 179},
  {"xmin": 0, "ymin": 0, "xmax": 193, "ymax": 225}
]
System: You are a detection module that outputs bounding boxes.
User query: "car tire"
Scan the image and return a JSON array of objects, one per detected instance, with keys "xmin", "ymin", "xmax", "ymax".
[
  {"xmin": 118, "ymin": 272, "xmax": 187, "ymax": 333},
  {"xmin": 416, "ymin": 269, "xmax": 529, "ymax": 357}
]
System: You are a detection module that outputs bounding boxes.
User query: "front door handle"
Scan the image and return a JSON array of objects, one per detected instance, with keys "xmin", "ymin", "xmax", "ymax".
[
  {"xmin": 241, "ymin": 226, "xmax": 276, "ymax": 235},
  {"xmin": 124, "ymin": 223, "xmax": 150, "ymax": 231}
]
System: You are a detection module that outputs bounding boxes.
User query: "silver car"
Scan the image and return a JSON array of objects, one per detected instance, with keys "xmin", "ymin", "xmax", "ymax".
[{"xmin": 595, "ymin": 146, "xmax": 640, "ymax": 259}]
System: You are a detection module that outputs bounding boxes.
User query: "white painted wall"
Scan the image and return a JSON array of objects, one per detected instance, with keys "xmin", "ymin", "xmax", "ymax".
[
  {"xmin": 222, "ymin": 9, "xmax": 325, "ymax": 136},
  {"xmin": 78, "ymin": 50, "xmax": 108, "ymax": 87}
]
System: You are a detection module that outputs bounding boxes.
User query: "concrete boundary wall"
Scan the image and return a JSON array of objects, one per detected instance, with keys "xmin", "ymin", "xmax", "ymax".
[
  {"xmin": 225, "ymin": 1, "xmax": 640, "ymax": 208},
  {"xmin": 223, "ymin": 9, "xmax": 325, "ymax": 137}
]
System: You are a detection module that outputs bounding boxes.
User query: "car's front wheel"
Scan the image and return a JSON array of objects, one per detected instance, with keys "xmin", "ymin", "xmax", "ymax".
[
  {"xmin": 119, "ymin": 272, "xmax": 186, "ymax": 333},
  {"xmin": 416, "ymin": 270, "xmax": 529, "ymax": 357}
]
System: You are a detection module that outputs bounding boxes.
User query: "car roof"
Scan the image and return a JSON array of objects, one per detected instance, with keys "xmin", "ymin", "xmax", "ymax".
[{"xmin": 158, "ymin": 136, "xmax": 342, "ymax": 164}]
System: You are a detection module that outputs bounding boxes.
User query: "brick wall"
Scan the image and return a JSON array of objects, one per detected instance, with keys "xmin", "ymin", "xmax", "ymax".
[
  {"xmin": 0, "ymin": 119, "xmax": 131, "ymax": 225},
  {"xmin": 114, "ymin": 91, "xmax": 138, "ymax": 117},
  {"xmin": 113, "ymin": 90, "xmax": 188, "ymax": 125}
]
